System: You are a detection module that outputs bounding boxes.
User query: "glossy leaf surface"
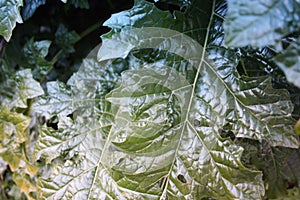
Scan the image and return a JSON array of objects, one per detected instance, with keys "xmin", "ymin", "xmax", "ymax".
[
  {"xmin": 224, "ymin": 0, "xmax": 300, "ymax": 47},
  {"xmin": 0, "ymin": 0, "xmax": 23, "ymax": 41},
  {"xmin": 0, "ymin": 69, "xmax": 44, "ymax": 109},
  {"xmin": 32, "ymin": 0, "xmax": 299, "ymax": 199}
]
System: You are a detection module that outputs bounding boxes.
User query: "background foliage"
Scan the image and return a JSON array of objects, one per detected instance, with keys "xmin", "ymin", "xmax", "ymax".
[{"xmin": 0, "ymin": 0, "xmax": 300, "ymax": 199}]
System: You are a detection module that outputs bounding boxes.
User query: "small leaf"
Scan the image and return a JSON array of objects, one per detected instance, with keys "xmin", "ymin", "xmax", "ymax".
[
  {"xmin": 55, "ymin": 24, "xmax": 80, "ymax": 54},
  {"xmin": 69, "ymin": 0, "xmax": 89, "ymax": 9},
  {"xmin": 224, "ymin": 0, "xmax": 300, "ymax": 47},
  {"xmin": 274, "ymin": 38, "xmax": 300, "ymax": 88},
  {"xmin": 0, "ymin": 0, "xmax": 23, "ymax": 41},
  {"xmin": 23, "ymin": 38, "xmax": 52, "ymax": 80},
  {"xmin": 22, "ymin": 0, "xmax": 46, "ymax": 20}
]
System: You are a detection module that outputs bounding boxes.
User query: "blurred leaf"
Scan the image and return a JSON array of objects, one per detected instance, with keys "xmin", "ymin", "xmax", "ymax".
[
  {"xmin": 0, "ymin": 107, "xmax": 37, "ymax": 200},
  {"xmin": 238, "ymin": 139, "xmax": 300, "ymax": 199},
  {"xmin": 0, "ymin": 0, "xmax": 23, "ymax": 41},
  {"xmin": 69, "ymin": 0, "xmax": 89, "ymax": 9},
  {"xmin": 0, "ymin": 69, "xmax": 44, "ymax": 109},
  {"xmin": 13, "ymin": 172, "xmax": 36, "ymax": 200},
  {"xmin": 224, "ymin": 0, "xmax": 300, "ymax": 48},
  {"xmin": 23, "ymin": 38, "xmax": 53, "ymax": 80},
  {"xmin": 274, "ymin": 38, "xmax": 300, "ymax": 88},
  {"xmin": 55, "ymin": 24, "xmax": 80, "ymax": 54},
  {"xmin": 295, "ymin": 119, "xmax": 300, "ymax": 136},
  {"xmin": 22, "ymin": 0, "xmax": 46, "ymax": 20}
]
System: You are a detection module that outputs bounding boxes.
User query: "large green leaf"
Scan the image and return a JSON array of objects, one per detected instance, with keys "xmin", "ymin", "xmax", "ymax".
[
  {"xmin": 99, "ymin": 27, "xmax": 298, "ymax": 148},
  {"xmin": 224, "ymin": 0, "xmax": 300, "ymax": 47},
  {"xmin": 0, "ymin": 0, "xmax": 23, "ymax": 41},
  {"xmin": 274, "ymin": 37, "xmax": 300, "ymax": 88},
  {"xmin": 103, "ymin": 0, "xmax": 211, "ymax": 44},
  {"xmin": 34, "ymin": 0, "xmax": 299, "ymax": 199}
]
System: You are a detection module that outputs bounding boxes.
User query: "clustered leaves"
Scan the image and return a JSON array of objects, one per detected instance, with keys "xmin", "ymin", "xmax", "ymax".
[{"xmin": 0, "ymin": 0, "xmax": 299, "ymax": 199}]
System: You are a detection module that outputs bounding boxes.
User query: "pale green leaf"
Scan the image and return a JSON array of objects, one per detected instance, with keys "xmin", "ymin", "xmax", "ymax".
[
  {"xmin": 0, "ymin": 0, "xmax": 23, "ymax": 41},
  {"xmin": 224, "ymin": 0, "xmax": 300, "ymax": 47},
  {"xmin": 0, "ymin": 107, "xmax": 38, "ymax": 199},
  {"xmin": 0, "ymin": 69, "xmax": 44, "ymax": 109},
  {"xmin": 274, "ymin": 38, "xmax": 300, "ymax": 88},
  {"xmin": 35, "ymin": 116, "xmax": 113, "ymax": 199}
]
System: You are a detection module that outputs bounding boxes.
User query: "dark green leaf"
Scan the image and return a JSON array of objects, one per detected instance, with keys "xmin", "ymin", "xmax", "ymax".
[
  {"xmin": 23, "ymin": 38, "xmax": 53, "ymax": 80},
  {"xmin": 224, "ymin": 0, "xmax": 300, "ymax": 47},
  {"xmin": 238, "ymin": 139, "xmax": 300, "ymax": 198},
  {"xmin": 69, "ymin": 0, "xmax": 89, "ymax": 9},
  {"xmin": 0, "ymin": 0, "xmax": 23, "ymax": 41},
  {"xmin": 22, "ymin": 0, "xmax": 46, "ymax": 20},
  {"xmin": 55, "ymin": 24, "xmax": 80, "ymax": 54}
]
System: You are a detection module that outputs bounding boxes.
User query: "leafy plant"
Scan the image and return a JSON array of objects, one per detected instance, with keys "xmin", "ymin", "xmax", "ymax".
[{"xmin": 0, "ymin": 0, "xmax": 299, "ymax": 199}]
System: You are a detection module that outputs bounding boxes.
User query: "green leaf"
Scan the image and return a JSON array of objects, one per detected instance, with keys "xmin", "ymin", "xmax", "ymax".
[
  {"xmin": 274, "ymin": 38, "xmax": 300, "ymax": 88},
  {"xmin": 0, "ymin": 0, "xmax": 23, "ymax": 41},
  {"xmin": 55, "ymin": 24, "xmax": 80, "ymax": 54},
  {"xmin": 32, "ymin": 53, "xmax": 129, "ymax": 119},
  {"xmin": 224, "ymin": 0, "xmax": 300, "ymax": 47},
  {"xmin": 0, "ymin": 69, "xmax": 44, "ymax": 109},
  {"xmin": 99, "ymin": 27, "xmax": 298, "ymax": 147},
  {"xmin": 23, "ymin": 38, "xmax": 52, "ymax": 81},
  {"xmin": 103, "ymin": 0, "xmax": 211, "ymax": 44},
  {"xmin": 22, "ymin": 0, "xmax": 46, "ymax": 20},
  {"xmin": 35, "ymin": 115, "xmax": 113, "ymax": 199},
  {"xmin": 237, "ymin": 139, "xmax": 300, "ymax": 198},
  {"xmin": 69, "ymin": 0, "xmax": 89, "ymax": 9},
  {"xmin": 34, "ymin": 0, "xmax": 299, "ymax": 199}
]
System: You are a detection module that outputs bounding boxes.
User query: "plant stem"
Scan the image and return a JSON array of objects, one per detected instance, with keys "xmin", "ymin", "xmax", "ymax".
[{"xmin": 78, "ymin": 21, "xmax": 102, "ymax": 40}]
